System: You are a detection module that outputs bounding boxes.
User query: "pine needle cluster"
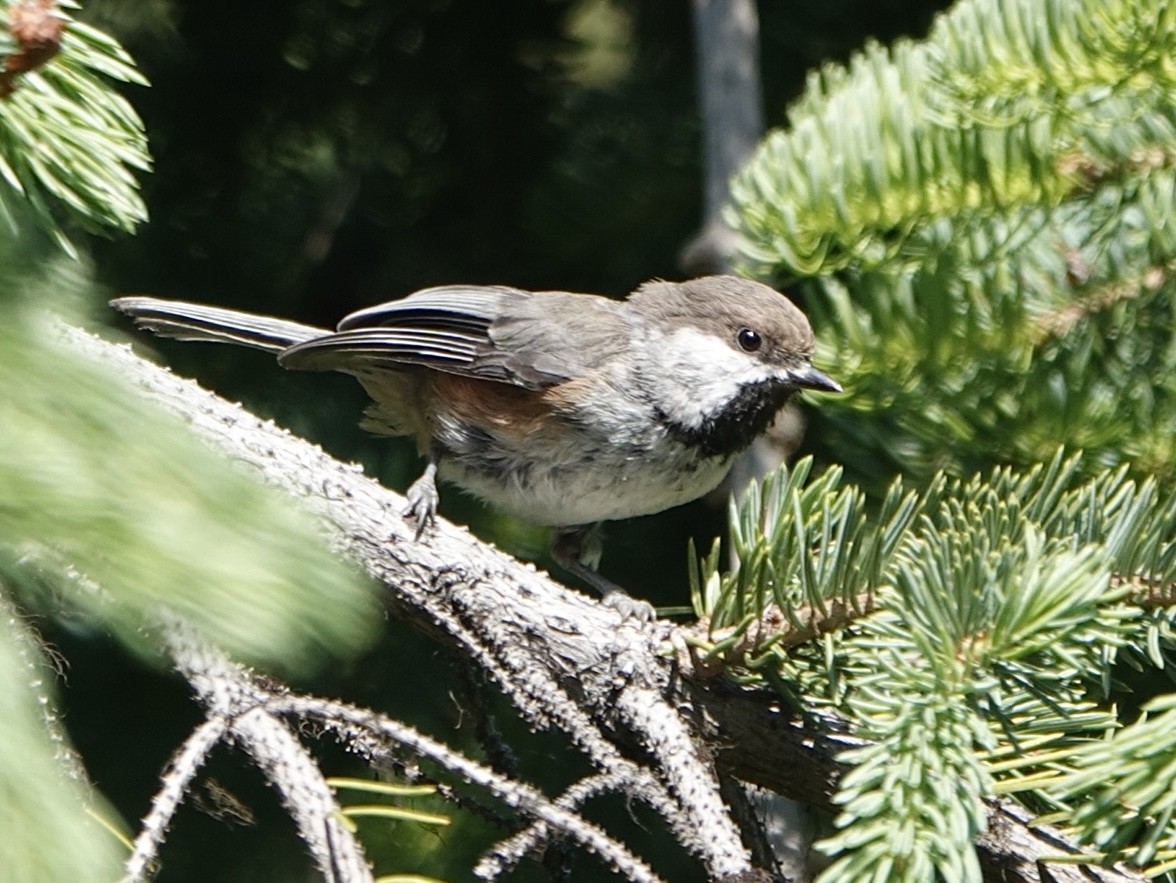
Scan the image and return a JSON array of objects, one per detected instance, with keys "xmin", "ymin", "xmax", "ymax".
[{"xmin": 693, "ymin": 452, "xmax": 1176, "ymax": 879}]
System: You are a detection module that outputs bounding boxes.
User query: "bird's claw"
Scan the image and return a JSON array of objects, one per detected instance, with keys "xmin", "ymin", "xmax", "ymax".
[
  {"xmin": 403, "ymin": 464, "xmax": 439, "ymax": 540},
  {"xmin": 551, "ymin": 526, "xmax": 658, "ymax": 621},
  {"xmin": 602, "ymin": 590, "xmax": 657, "ymax": 622}
]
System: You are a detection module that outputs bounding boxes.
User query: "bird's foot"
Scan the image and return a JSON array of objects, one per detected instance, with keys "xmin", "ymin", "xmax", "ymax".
[
  {"xmin": 601, "ymin": 588, "xmax": 657, "ymax": 623},
  {"xmin": 403, "ymin": 462, "xmax": 439, "ymax": 540},
  {"xmin": 551, "ymin": 525, "xmax": 656, "ymax": 622}
]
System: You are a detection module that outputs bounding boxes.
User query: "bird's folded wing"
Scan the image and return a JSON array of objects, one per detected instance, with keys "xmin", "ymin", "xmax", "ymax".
[
  {"xmin": 279, "ymin": 326, "xmax": 490, "ymax": 374},
  {"xmin": 281, "ymin": 285, "xmax": 552, "ymax": 387},
  {"xmin": 281, "ymin": 284, "xmax": 629, "ymax": 390},
  {"xmin": 335, "ymin": 285, "xmax": 523, "ymax": 331}
]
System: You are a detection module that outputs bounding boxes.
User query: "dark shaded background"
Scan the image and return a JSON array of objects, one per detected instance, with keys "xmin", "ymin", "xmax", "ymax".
[{"xmin": 73, "ymin": 1, "xmax": 949, "ymax": 878}]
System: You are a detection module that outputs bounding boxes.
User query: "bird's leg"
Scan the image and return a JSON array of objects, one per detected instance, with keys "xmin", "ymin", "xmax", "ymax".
[
  {"xmin": 550, "ymin": 525, "xmax": 656, "ymax": 621},
  {"xmin": 403, "ymin": 456, "xmax": 440, "ymax": 540}
]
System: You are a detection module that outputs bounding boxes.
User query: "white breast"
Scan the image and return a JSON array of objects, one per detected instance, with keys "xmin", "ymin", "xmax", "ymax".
[{"xmin": 440, "ymin": 442, "xmax": 733, "ymax": 527}]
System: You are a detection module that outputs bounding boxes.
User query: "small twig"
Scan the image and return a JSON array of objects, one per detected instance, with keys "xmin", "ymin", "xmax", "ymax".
[
  {"xmin": 125, "ymin": 718, "xmax": 227, "ymax": 881},
  {"xmin": 0, "ymin": 594, "xmax": 89, "ymax": 784},
  {"xmin": 684, "ymin": 593, "xmax": 877, "ymax": 679},
  {"xmin": 1117, "ymin": 572, "xmax": 1176, "ymax": 610},
  {"xmin": 163, "ymin": 624, "xmax": 373, "ymax": 883},
  {"xmin": 273, "ymin": 693, "xmax": 666, "ymax": 883},
  {"xmin": 476, "ymin": 771, "xmax": 629, "ymax": 880},
  {"xmin": 450, "ymin": 656, "xmax": 521, "ymax": 778},
  {"xmin": 1034, "ymin": 260, "xmax": 1171, "ymax": 341}
]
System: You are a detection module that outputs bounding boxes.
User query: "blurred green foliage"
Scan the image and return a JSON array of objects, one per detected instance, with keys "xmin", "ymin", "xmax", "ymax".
[
  {"xmin": 0, "ymin": 599, "xmax": 126, "ymax": 883},
  {"xmin": 0, "ymin": 182, "xmax": 383, "ymax": 883},
  {"xmin": 0, "ymin": 307, "xmax": 382, "ymax": 672}
]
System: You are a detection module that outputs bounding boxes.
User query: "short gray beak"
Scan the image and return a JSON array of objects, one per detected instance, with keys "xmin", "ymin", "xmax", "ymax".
[{"xmin": 788, "ymin": 364, "xmax": 842, "ymax": 393}]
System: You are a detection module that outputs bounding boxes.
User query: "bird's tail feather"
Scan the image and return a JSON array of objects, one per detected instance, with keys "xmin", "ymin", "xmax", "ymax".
[{"xmin": 110, "ymin": 296, "xmax": 326, "ymax": 353}]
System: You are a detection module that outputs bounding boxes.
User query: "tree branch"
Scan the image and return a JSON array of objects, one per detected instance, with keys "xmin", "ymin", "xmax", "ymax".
[
  {"xmin": 75, "ymin": 324, "xmax": 1148, "ymax": 882},
  {"xmin": 125, "ymin": 717, "xmax": 227, "ymax": 881},
  {"xmin": 162, "ymin": 622, "xmax": 374, "ymax": 883},
  {"xmin": 681, "ymin": 0, "xmax": 763, "ymax": 276},
  {"xmin": 76, "ymin": 325, "xmax": 754, "ymax": 881}
]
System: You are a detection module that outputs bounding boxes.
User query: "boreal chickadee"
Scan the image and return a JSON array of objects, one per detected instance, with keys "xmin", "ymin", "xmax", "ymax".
[{"xmin": 113, "ymin": 275, "xmax": 840, "ymax": 619}]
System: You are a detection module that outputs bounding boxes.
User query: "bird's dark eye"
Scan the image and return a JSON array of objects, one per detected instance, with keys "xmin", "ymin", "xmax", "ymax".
[{"xmin": 736, "ymin": 327, "xmax": 762, "ymax": 353}]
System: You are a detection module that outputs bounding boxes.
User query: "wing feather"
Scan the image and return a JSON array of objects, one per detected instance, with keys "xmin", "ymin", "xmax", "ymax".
[
  {"xmin": 281, "ymin": 284, "xmax": 629, "ymax": 390},
  {"xmin": 336, "ymin": 285, "xmax": 524, "ymax": 330},
  {"xmin": 280, "ymin": 328, "xmax": 477, "ymax": 369}
]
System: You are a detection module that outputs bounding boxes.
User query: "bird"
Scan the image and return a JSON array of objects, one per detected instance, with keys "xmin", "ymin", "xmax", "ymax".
[{"xmin": 112, "ymin": 275, "xmax": 840, "ymax": 619}]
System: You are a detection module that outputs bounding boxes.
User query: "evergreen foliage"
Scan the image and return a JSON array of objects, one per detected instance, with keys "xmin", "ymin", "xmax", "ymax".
[
  {"xmin": 0, "ymin": 595, "xmax": 126, "ymax": 883},
  {"xmin": 0, "ymin": 0, "xmax": 148, "ymax": 250},
  {"xmin": 714, "ymin": 0, "xmax": 1176, "ymax": 877},
  {"xmin": 733, "ymin": 0, "xmax": 1176, "ymax": 488},
  {"xmin": 692, "ymin": 453, "xmax": 1166, "ymax": 879},
  {"xmin": 0, "ymin": 305, "xmax": 382, "ymax": 672}
]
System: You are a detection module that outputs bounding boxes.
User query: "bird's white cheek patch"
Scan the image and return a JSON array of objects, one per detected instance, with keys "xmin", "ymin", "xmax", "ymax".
[{"xmin": 647, "ymin": 327, "xmax": 775, "ymax": 429}]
